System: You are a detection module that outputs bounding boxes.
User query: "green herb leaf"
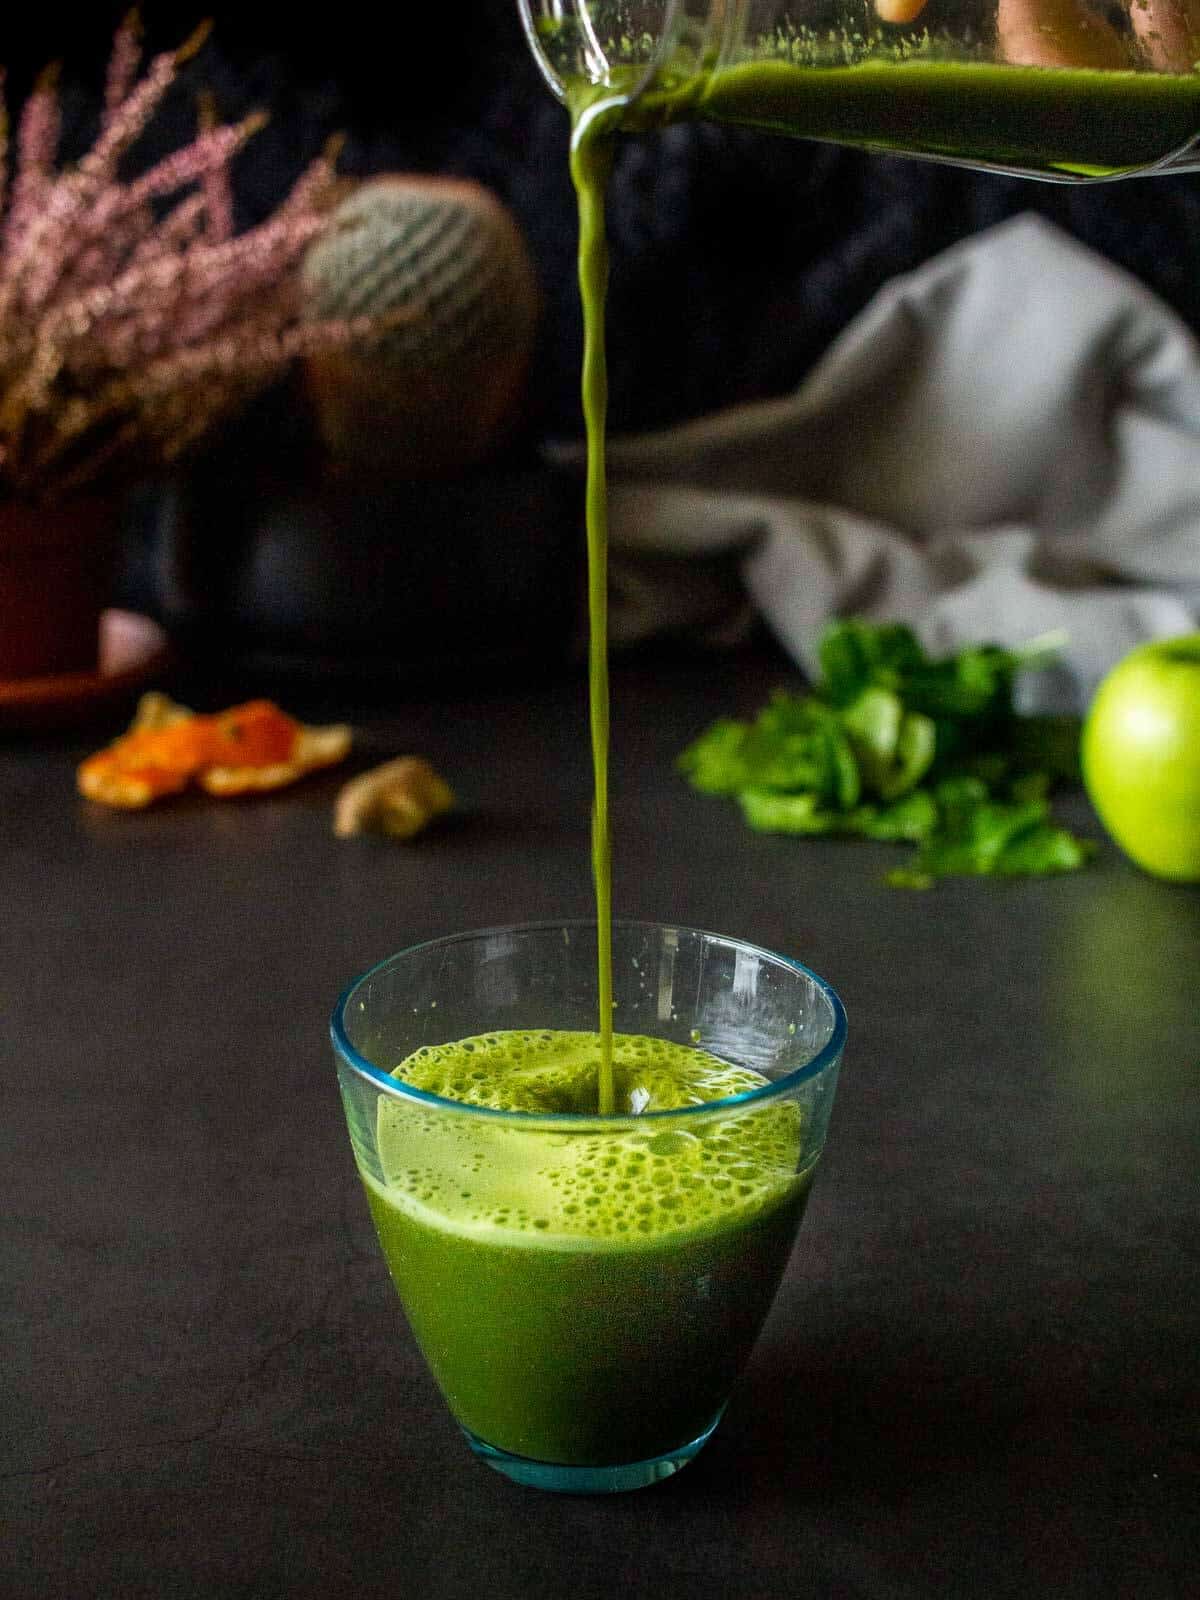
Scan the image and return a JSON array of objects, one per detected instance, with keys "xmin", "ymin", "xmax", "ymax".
[
  {"xmin": 739, "ymin": 789, "xmax": 834, "ymax": 835},
  {"xmin": 840, "ymin": 687, "xmax": 901, "ymax": 776},
  {"xmin": 885, "ymin": 866, "xmax": 936, "ymax": 891},
  {"xmin": 818, "ymin": 620, "xmax": 924, "ymax": 706},
  {"xmin": 854, "ymin": 790, "xmax": 939, "ymax": 842},
  {"xmin": 988, "ymin": 822, "xmax": 1094, "ymax": 876},
  {"xmin": 1003, "ymin": 714, "xmax": 1085, "ymax": 784},
  {"xmin": 676, "ymin": 718, "xmax": 750, "ymax": 795},
  {"xmin": 678, "ymin": 619, "xmax": 1091, "ymax": 886},
  {"xmin": 908, "ymin": 787, "xmax": 1094, "ymax": 879}
]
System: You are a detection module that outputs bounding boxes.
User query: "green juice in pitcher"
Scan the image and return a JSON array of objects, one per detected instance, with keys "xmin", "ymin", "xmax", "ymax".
[
  {"xmin": 533, "ymin": 1, "xmax": 1200, "ymax": 182},
  {"xmin": 694, "ymin": 58, "xmax": 1200, "ymax": 178}
]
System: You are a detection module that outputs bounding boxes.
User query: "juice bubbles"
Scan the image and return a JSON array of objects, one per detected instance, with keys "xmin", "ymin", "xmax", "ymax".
[{"xmin": 362, "ymin": 1030, "xmax": 812, "ymax": 1468}]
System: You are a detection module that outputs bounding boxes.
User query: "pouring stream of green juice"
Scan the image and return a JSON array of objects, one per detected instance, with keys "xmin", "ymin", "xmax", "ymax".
[{"xmin": 523, "ymin": 0, "xmax": 1200, "ymax": 1112}]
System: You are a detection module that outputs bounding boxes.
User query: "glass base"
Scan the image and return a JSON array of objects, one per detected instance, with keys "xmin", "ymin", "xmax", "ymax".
[{"xmin": 463, "ymin": 1410, "xmax": 726, "ymax": 1494}]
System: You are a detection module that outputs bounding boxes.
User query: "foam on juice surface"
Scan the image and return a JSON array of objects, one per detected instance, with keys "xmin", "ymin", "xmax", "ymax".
[{"xmin": 372, "ymin": 1029, "xmax": 803, "ymax": 1249}]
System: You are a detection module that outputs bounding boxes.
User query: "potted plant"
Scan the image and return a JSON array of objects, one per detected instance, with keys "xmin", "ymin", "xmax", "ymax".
[{"xmin": 0, "ymin": 14, "xmax": 375, "ymax": 681}]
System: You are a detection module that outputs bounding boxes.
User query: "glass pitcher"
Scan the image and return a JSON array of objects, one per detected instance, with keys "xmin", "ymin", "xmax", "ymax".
[{"xmin": 517, "ymin": 0, "xmax": 1200, "ymax": 178}]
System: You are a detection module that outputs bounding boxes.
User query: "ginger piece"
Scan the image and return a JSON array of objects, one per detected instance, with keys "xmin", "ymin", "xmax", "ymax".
[{"xmin": 334, "ymin": 756, "xmax": 454, "ymax": 839}]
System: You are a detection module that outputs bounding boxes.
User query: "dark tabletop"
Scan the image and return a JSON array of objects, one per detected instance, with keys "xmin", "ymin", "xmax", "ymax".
[{"xmin": 3, "ymin": 641, "xmax": 1198, "ymax": 1600}]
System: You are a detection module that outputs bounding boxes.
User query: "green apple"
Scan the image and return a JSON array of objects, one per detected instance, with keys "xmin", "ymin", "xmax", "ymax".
[{"xmin": 1081, "ymin": 633, "xmax": 1200, "ymax": 882}]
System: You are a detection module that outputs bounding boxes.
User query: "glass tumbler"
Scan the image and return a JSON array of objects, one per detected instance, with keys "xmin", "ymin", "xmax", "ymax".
[{"xmin": 332, "ymin": 919, "xmax": 846, "ymax": 1493}]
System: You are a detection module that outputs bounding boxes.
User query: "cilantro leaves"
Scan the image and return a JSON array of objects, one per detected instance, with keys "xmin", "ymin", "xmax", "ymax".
[{"xmin": 677, "ymin": 620, "xmax": 1093, "ymax": 886}]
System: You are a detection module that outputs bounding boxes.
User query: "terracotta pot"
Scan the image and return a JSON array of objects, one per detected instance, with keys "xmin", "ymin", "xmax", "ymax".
[{"xmin": 0, "ymin": 495, "xmax": 119, "ymax": 680}]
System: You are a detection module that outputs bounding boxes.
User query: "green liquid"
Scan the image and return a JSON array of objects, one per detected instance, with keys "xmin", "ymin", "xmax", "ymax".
[
  {"xmin": 695, "ymin": 58, "xmax": 1200, "ymax": 179},
  {"xmin": 573, "ymin": 56, "xmax": 1200, "ymax": 180},
  {"xmin": 565, "ymin": 53, "xmax": 1200, "ymax": 1106},
  {"xmin": 571, "ymin": 119, "xmax": 618, "ymax": 1115},
  {"xmin": 365, "ymin": 1030, "xmax": 810, "ymax": 1464}
]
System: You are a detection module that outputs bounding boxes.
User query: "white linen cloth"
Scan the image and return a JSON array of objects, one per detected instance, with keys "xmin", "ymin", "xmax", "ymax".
[{"xmin": 571, "ymin": 213, "xmax": 1200, "ymax": 712}]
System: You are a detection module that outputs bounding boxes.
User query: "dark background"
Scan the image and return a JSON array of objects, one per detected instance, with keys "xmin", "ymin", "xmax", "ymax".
[
  {"xmin": 13, "ymin": 1, "xmax": 1200, "ymax": 436},
  {"xmin": 8, "ymin": 4, "xmax": 1200, "ymax": 683}
]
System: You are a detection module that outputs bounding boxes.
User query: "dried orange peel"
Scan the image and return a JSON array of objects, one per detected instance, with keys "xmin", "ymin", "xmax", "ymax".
[{"xmin": 77, "ymin": 692, "xmax": 352, "ymax": 809}]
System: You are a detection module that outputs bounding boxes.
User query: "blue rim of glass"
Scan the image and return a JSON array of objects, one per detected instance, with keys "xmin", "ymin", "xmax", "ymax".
[{"xmin": 330, "ymin": 919, "xmax": 847, "ymax": 1127}]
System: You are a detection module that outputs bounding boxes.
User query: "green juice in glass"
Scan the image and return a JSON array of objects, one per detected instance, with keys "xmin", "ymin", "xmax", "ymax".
[{"xmin": 362, "ymin": 1029, "xmax": 812, "ymax": 1465}]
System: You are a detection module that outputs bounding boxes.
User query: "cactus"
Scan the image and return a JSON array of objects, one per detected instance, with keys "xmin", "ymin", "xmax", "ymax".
[{"xmin": 301, "ymin": 176, "xmax": 541, "ymax": 477}]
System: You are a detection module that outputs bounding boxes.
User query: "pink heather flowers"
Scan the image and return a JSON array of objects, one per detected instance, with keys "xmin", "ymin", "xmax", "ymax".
[{"xmin": 0, "ymin": 14, "xmax": 378, "ymax": 502}]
